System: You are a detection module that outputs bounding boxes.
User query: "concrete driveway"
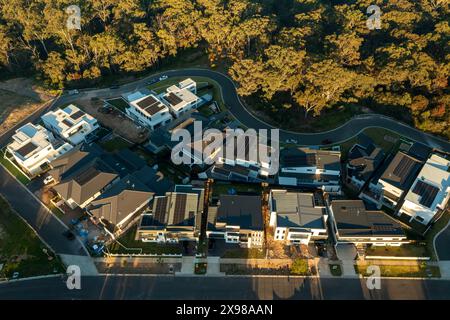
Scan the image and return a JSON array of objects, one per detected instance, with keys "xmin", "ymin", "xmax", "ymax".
[{"xmin": 336, "ymin": 244, "xmax": 358, "ymax": 277}]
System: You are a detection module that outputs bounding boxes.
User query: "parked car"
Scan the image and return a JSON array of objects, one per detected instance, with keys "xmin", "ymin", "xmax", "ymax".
[
  {"xmin": 12, "ymin": 272, "xmax": 19, "ymax": 279},
  {"xmin": 68, "ymin": 89, "xmax": 79, "ymax": 95},
  {"xmin": 286, "ymin": 138, "xmax": 298, "ymax": 144},
  {"xmin": 43, "ymin": 175, "xmax": 54, "ymax": 185},
  {"xmin": 63, "ymin": 230, "xmax": 75, "ymax": 241},
  {"xmin": 147, "ymin": 78, "xmax": 158, "ymax": 85},
  {"xmin": 159, "ymin": 75, "xmax": 168, "ymax": 81}
]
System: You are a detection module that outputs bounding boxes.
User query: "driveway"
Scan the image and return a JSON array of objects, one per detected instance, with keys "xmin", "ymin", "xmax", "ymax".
[{"xmin": 0, "ymin": 165, "xmax": 87, "ymax": 256}]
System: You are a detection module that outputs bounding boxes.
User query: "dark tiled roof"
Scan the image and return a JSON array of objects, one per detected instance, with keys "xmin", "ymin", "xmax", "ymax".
[{"xmin": 216, "ymin": 195, "xmax": 263, "ymax": 230}]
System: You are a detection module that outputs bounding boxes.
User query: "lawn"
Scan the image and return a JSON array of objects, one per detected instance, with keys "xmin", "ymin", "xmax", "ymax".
[
  {"xmin": 100, "ymin": 136, "xmax": 133, "ymax": 152},
  {"xmin": 0, "ymin": 149, "xmax": 31, "ymax": 184},
  {"xmin": 107, "ymin": 227, "xmax": 182, "ymax": 255},
  {"xmin": 337, "ymin": 127, "xmax": 402, "ymax": 161},
  {"xmin": 212, "ymin": 182, "xmax": 262, "ymax": 197},
  {"xmin": 365, "ymin": 244, "xmax": 430, "ymax": 258},
  {"xmin": 290, "ymin": 259, "xmax": 310, "ymax": 275},
  {"xmin": 105, "ymin": 98, "xmax": 128, "ymax": 112},
  {"xmin": 0, "ymin": 196, "xmax": 65, "ymax": 279},
  {"xmin": 221, "ymin": 248, "xmax": 265, "ymax": 259},
  {"xmin": 355, "ymin": 261, "xmax": 440, "ymax": 278}
]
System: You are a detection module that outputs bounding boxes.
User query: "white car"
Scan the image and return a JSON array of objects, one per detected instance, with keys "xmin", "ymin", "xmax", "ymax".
[
  {"xmin": 159, "ymin": 75, "xmax": 168, "ymax": 81},
  {"xmin": 68, "ymin": 89, "xmax": 79, "ymax": 95},
  {"xmin": 43, "ymin": 175, "xmax": 54, "ymax": 185}
]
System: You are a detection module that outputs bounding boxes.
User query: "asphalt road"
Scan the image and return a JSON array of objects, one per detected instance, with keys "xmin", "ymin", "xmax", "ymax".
[
  {"xmin": 435, "ymin": 221, "xmax": 450, "ymax": 260},
  {"xmin": 1, "ymin": 275, "xmax": 450, "ymax": 300},
  {"xmin": 1, "ymin": 69, "xmax": 449, "ymax": 152},
  {"xmin": 0, "ymin": 166, "xmax": 87, "ymax": 256}
]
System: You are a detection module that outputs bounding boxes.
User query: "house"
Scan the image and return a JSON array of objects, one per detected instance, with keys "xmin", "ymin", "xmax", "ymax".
[
  {"xmin": 135, "ymin": 185, "xmax": 204, "ymax": 243},
  {"xmin": 52, "ymin": 158, "xmax": 119, "ymax": 209},
  {"xmin": 278, "ymin": 148, "xmax": 341, "ymax": 192},
  {"xmin": 398, "ymin": 154, "xmax": 450, "ymax": 225},
  {"xmin": 88, "ymin": 174, "xmax": 154, "ymax": 234},
  {"xmin": 330, "ymin": 200, "xmax": 407, "ymax": 246},
  {"xmin": 362, "ymin": 151, "xmax": 422, "ymax": 209},
  {"xmin": 41, "ymin": 104, "xmax": 99, "ymax": 145},
  {"xmin": 125, "ymin": 93, "xmax": 173, "ymax": 130},
  {"xmin": 346, "ymin": 135, "xmax": 385, "ymax": 191},
  {"xmin": 207, "ymin": 195, "xmax": 264, "ymax": 248},
  {"xmin": 161, "ymin": 79, "xmax": 200, "ymax": 118},
  {"xmin": 6, "ymin": 123, "xmax": 73, "ymax": 176},
  {"xmin": 269, "ymin": 190, "xmax": 328, "ymax": 245}
]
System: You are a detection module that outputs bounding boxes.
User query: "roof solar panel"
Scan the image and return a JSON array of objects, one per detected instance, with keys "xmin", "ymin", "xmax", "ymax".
[
  {"xmin": 70, "ymin": 110, "xmax": 85, "ymax": 120},
  {"xmin": 16, "ymin": 142, "xmax": 38, "ymax": 157},
  {"xmin": 62, "ymin": 119, "xmax": 73, "ymax": 127},
  {"xmin": 154, "ymin": 197, "xmax": 168, "ymax": 224},
  {"xmin": 173, "ymin": 194, "xmax": 187, "ymax": 225},
  {"xmin": 413, "ymin": 180, "xmax": 439, "ymax": 208},
  {"xmin": 393, "ymin": 156, "xmax": 415, "ymax": 179},
  {"xmin": 136, "ymin": 96, "xmax": 158, "ymax": 109},
  {"xmin": 165, "ymin": 93, "xmax": 183, "ymax": 106}
]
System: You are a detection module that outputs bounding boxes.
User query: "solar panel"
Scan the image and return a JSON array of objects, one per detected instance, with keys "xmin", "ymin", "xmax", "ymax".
[
  {"xmin": 154, "ymin": 197, "xmax": 168, "ymax": 224},
  {"xmin": 136, "ymin": 96, "xmax": 158, "ymax": 109},
  {"xmin": 62, "ymin": 119, "xmax": 73, "ymax": 127},
  {"xmin": 173, "ymin": 194, "xmax": 187, "ymax": 225},
  {"xmin": 165, "ymin": 93, "xmax": 183, "ymax": 106},
  {"xmin": 70, "ymin": 110, "xmax": 85, "ymax": 120},
  {"xmin": 393, "ymin": 155, "xmax": 416, "ymax": 179},
  {"xmin": 16, "ymin": 142, "xmax": 38, "ymax": 157},
  {"xmin": 412, "ymin": 180, "xmax": 439, "ymax": 208}
]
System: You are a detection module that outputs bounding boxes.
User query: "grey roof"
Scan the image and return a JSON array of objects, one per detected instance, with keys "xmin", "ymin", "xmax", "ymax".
[
  {"xmin": 216, "ymin": 195, "xmax": 263, "ymax": 230},
  {"xmin": 380, "ymin": 151, "xmax": 422, "ymax": 190},
  {"xmin": 348, "ymin": 137, "xmax": 385, "ymax": 182},
  {"xmin": 272, "ymin": 191, "xmax": 326, "ymax": 231},
  {"xmin": 281, "ymin": 148, "xmax": 341, "ymax": 171},
  {"xmin": 134, "ymin": 165, "xmax": 174, "ymax": 196},
  {"xmin": 89, "ymin": 174, "xmax": 154, "ymax": 227},
  {"xmin": 331, "ymin": 200, "xmax": 405, "ymax": 238}
]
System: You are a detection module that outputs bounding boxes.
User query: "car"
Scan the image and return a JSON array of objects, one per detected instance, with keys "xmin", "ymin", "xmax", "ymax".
[
  {"xmin": 159, "ymin": 75, "xmax": 168, "ymax": 81},
  {"xmin": 286, "ymin": 138, "xmax": 298, "ymax": 144},
  {"xmin": 68, "ymin": 89, "xmax": 79, "ymax": 95},
  {"xmin": 147, "ymin": 78, "xmax": 158, "ymax": 85},
  {"xmin": 63, "ymin": 230, "xmax": 76, "ymax": 241},
  {"xmin": 12, "ymin": 272, "xmax": 19, "ymax": 279},
  {"xmin": 43, "ymin": 175, "xmax": 54, "ymax": 185}
]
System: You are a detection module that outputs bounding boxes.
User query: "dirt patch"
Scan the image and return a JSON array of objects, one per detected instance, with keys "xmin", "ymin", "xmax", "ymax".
[
  {"xmin": 76, "ymin": 98, "xmax": 149, "ymax": 144},
  {"xmin": 0, "ymin": 89, "xmax": 45, "ymax": 135},
  {"xmin": 0, "ymin": 77, "xmax": 54, "ymax": 102}
]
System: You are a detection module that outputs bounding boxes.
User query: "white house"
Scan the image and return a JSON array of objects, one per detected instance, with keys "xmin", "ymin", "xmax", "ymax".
[
  {"xmin": 6, "ymin": 123, "xmax": 73, "ymax": 176},
  {"xmin": 41, "ymin": 104, "xmax": 99, "ymax": 145},
  {"xmin": 125, "ymin": 93, "xmax": 173, "ymax": 130},
  {"xmin": 269, "ymin": 190, "xmax": 328, "ymax": 245},
  {"xmin": 398, "ymin": 154, "xmax": 450, "ymax": 225},
  {"xmin": 278, "ymin": 148, "xmax": 341, "ymax": 192},
  {"xmin": 161, "ymin": 79, "xmax": 200, "ymax": 118}
]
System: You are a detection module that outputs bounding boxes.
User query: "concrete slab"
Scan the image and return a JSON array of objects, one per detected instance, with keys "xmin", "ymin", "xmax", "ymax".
[
  {"xmin": 206, "ymin": 257, "xmax": 225, "ymax": 276},
  {"xmin": 60, "ymin": 254, "xmax": 98, "ymax": 276}
]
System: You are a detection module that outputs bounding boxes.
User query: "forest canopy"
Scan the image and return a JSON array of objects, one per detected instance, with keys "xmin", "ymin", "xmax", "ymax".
[{"xmin": 0, "ymin": 0, "xmax": 448, "ymax": 137}]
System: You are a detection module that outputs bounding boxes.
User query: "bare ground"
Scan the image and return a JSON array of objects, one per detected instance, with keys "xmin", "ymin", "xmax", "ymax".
[{"xmin": 77, "ymin": 98, "xmax": 149, "ymax": 144}]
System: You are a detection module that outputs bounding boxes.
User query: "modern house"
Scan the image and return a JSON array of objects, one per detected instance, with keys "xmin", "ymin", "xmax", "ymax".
[
  {"xmin": 161, "ymin": 79, "xmax": 200, "ymax": 118},
  {"xmin": 269, "ymin": 190, "xmax": 328, "ymax": 245},
  {"xmin": 52, "ymin": 158, "xmax": 119, "ymax": 209},
  {"xmin": 135, "ymin": 185, "xmax": 204, "ymax": 243},
  {"xmin": 41, "ymin": 104, "xmax": 99, "ymax": 145},
  {"xmin": 330, "ymin": 200, "xmax": 407, "ymax": 246},
  {"xmin": 125, "ymin": 93, "xmax": 173, "ymax": 130},
  {"xmin": 398, "ymin": 154, "xmax": 450, "ymax": 225},
  {"xmin": 207, "ymin": 195, "xmax": 264, "ymax": 248},
  {"xmin": 88, "ymin": 174, "xmax": 154, "ymax": 234},
  {"xmin": 278, "ymin": 148, "xmax": 341, "ymax": 192},
  {"xmin": 361, "ymin": 151, "xmax": 422, "ymax": 209},
  {"xmin": 6, "ymin": 123, "xmax": 73, "ymax": 176},
  {"xmin": 346, "ymin": 136, "xmax": 385, "ymax": 191}
]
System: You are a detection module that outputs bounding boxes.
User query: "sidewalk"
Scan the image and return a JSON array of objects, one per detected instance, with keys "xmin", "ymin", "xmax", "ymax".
[{"xmin": 60, "ymin": 254, "xmax": 98, "ymax": 276}]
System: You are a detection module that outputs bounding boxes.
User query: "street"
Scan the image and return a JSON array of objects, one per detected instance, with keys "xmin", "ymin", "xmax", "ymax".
[{"xmin": 1, "ymin": 275, "xmax": 450, "ymax": 300}]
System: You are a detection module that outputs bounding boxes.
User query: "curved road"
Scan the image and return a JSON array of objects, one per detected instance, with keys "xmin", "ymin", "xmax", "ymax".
[{"xmin": 1, "ymin": 68, "xmax": 449, "ymax": 152}]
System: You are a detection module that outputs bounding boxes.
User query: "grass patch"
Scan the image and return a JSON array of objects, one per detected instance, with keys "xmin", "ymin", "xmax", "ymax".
[
  {"xmin": 290, "ymin": 259, "xmax": 309, "ymax": 275},
  {"xmin": 355, "ymin": 261, "xmax": 440, "ymax": 278},
  {"xmin": 100, "ymin": 136, "xmax": 133, "ymax": 152},
  {"xmin": 107, "ymin": 227, "xmax": 182, "ymax": 255},
  {"xmin": 366, "ymin": 244, "xmax": 430, "ymax": 258},
  {"xmin": 0, "ymin": 149, "xmax": 31, "ymax": 184},
  {"xmin": 212, "ymin": 182, "xmax": 262, "ymax": 197},
  {"xmin": 105, "ymin": 98, "xmax": 128, "ymax": 112},
  {"xmin": 329, "ymin": 263, "xmax": 342, "ymax": 276},
  {"xmin": 0, "ymin": 196, "xmax": 65, "ymax": 278},
  {"xmin": 195, "ymin": 262, "xmax": 207, "ymax": 275},
  {"xmin": 221, "ymin": 248, "xmax": 265, "ymax": 259}
]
